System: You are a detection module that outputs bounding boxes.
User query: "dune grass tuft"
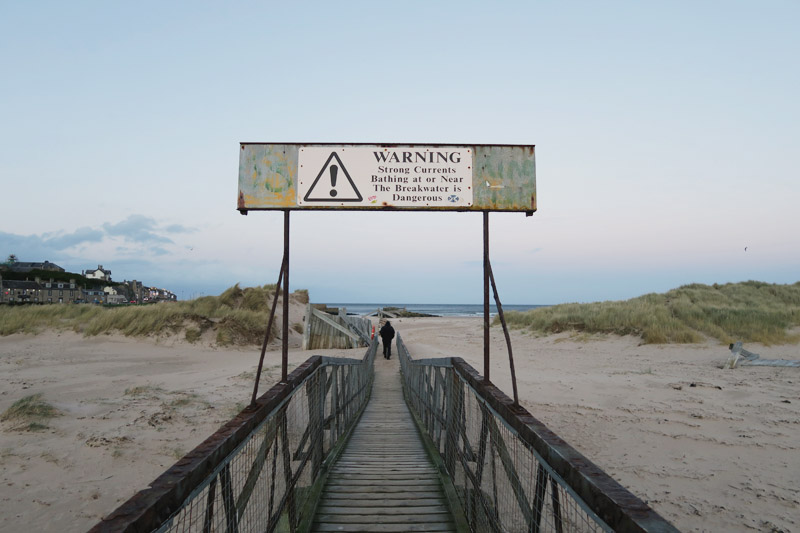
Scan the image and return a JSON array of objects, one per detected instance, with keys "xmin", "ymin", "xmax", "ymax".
[
  {"xmin": 124, "ymin": 385, "xmax": 164, "ymax": 397},
  {"xmin": 184, "ymin": 327, "xmax": 202, "ymax": 343},
  {"xmin": 1, "ymin": 393, "xmax": 61, "ymax": 431},
  {"xmin": 500, "ymin": 281, "xmax": 800, "ymax": 345}
]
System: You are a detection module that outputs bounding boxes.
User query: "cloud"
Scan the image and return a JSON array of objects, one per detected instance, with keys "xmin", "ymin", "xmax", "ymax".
[
  {"xmin": 0, "ymin": 232, "xmax": 32, "ymax": 250},
  {"xmin": 0, "ymin": 226, "xmax": 104, "ymax": 258},
  {"xmin": 54, "ymin": 227, "xmax": 105, "ymax": 249},
  {"xmin": 0, "ymin": 215, "xmax": 197, "ymax": 265},
  {"xmin": 164, "ymin": 223, "xmax": 195, "ymax": 234},
  {"xmin": 103, "ymin": 215, "xmax": 174, "ymax": 244}
]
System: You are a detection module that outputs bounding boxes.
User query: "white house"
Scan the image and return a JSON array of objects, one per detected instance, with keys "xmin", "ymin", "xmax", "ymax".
[
  {"xmin": 104, "ymin": 285, "xmax": 120, "ymax": 296},
  {"xmin": 104, "ymin": 285, "xmax": 127, "ymax": 304},
  {"xmin": 84, "ymin": 265, "xmax": 112, "ymax": 282}
]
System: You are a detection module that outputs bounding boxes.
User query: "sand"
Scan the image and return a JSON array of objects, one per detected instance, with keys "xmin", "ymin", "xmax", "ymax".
[{"xmin": 1, "ymin": 317, "xmax": 798, "ymax": 532}]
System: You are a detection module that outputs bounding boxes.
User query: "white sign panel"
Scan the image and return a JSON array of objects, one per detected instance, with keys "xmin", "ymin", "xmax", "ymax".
[{"xmin": 297, "ymin": 146, "xmax": 473, "ymax": 208}]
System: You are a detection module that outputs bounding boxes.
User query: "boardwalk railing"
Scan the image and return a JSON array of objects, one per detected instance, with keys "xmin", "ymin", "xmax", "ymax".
[
  {"xmin": 397, "ymin": 335, "xmax": 678, "ymax": 533},
  {"xmin": 91, "ymin": 337, "xmax": 379, "ymax": 533},
  {"xmin": 302, "ymin": 304, "xmax": 373, "ymax": 350}
]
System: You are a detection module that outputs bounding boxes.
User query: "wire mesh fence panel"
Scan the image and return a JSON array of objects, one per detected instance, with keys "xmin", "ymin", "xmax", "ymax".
[
  {"xmin": 397, "ymin": 334, "xmax": 678, "ymax": 533},
  {"xmin": 153, "ymin": 377, "xmax": 317, "ymax": 533},
  {"xmin": 92, "ymin": 338, "xmax": 378, "ymax": 533}
]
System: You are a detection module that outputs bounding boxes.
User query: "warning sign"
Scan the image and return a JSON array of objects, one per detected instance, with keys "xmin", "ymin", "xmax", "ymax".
[
  {"xmin": 297, "ymin": 146, "xmax": 473, "ymax": 208},
  {"xmin": 302, "ymin": 152, "xmax": 362, "ymax": 202}
]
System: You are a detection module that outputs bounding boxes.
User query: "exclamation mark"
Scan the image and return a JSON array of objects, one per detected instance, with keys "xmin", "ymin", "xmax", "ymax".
[{"xmin": 329, "ymin": 165, "xmax": 338, "ymax": 197}]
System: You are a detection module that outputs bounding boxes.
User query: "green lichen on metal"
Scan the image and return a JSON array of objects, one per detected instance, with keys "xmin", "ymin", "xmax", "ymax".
[
  {"xmin": 238, "ymin": 144, "xmax": 298, "ymax": 208},
  {"xmin": 473, "ymin": 145, "xmax": 536, "ymax": 212}
]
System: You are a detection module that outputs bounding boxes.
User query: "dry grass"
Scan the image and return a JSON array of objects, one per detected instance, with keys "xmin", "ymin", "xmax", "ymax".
[
  {"xmin": 124, "ymin": 385, "xmax": 164, "ymax": 398},
  {"xmin": 501, "ymin": 281, "xmax": 800, "ymax": 345},
  {"xmin": 0, "ymin": 283, "xmax": 306, "ymax": 346},
  {"xmin": 184, "ymin": 327, "xmax": 202, "ymax": 343},
  {"xmin": 1, "ymin": 393, "xmax": 61, "ymax": 431}
]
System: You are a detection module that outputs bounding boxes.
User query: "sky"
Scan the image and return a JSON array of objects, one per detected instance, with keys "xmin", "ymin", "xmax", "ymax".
[{"xmin": 1, "ymin": 1, "xmax": 798, "ymax": 305}]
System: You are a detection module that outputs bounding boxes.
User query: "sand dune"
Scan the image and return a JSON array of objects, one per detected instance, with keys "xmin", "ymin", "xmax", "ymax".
[{"xmin": 1, "ymin": 318, "xmax": 798, "ymax": 532}]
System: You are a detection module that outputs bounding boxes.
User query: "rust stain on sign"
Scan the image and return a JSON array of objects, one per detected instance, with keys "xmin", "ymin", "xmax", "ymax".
[{"xmin": 237, "ymin": 143, "xmax": 535, "ymax": 213}]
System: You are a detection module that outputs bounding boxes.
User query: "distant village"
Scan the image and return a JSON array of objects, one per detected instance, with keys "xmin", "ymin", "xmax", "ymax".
[{"xmin": 0, "ymin": 256, "xmax": 177, "ymax": 305}]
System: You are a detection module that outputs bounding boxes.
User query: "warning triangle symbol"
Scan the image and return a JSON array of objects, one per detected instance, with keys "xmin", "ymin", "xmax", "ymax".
[{"xmin": 303, "ymin": 152, "xmax": 363, "ymax": 202}]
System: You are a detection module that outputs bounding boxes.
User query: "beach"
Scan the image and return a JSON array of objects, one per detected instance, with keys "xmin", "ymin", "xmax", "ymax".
[{"xmin": 1, "ymin": 317, "xmax": 798, "ymax": 532}]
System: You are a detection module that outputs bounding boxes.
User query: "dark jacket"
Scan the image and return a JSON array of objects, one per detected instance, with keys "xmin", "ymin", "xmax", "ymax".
[{"xmin": 379, "ymin": 322, "xmax": 395, "ymax": 342}]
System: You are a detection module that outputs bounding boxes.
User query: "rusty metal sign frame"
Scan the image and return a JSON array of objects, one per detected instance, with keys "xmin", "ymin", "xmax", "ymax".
[
  {"xmin": 241, "ymin": 142, "xmax": 535, "ymax": 395},
  {"xmin": 238, "ymin": 143, "xmax": 536, "ymax": 214}
]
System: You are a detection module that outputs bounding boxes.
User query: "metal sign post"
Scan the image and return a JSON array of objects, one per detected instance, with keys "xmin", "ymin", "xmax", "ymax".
[
  {"xmin": 282, "ymin": 209, "xmax": 290, "ymax": 383},
  {"xmin": 483, "ymin": 212, "xmax": 491, "ymax": 383},
  {"xmin": 239, "ymin": 143, "xmax": 535, "ymax": 395}
]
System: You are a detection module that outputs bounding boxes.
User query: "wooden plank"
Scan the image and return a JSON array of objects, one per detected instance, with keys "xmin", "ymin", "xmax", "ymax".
[
  {"xmin": 326, "ymin": 474, "xmax": 436, "ymax": 480},
  {"xmin": 345, "ymin": 436, "xmax": 423, "ymax": 442},
  {"xmin": 744, "ymin": 359, "xmax": 800, "ymax": 367},
  {"xmin": 328, "ymin": 479, "xmax": 446, "ymax": 492},
  {"xmin": 302, "ymin": 302, "xmax": 312, "ymax": 350},
  {"xmin": 341, "ymin": 443, "xmax": 424, "ymax": 447},
  {"xmin": 322, "ymin": 485, "xmax": 443, "ymax": 493},
  {"xmin": 320, "ymin": 499, "xmax": 445, "ymax": 506},
  {"xmin": 334, "ymin": 455, "xmax": 428, "ymax": 460},
  {"xmin": 353, "ymin": 419, "xmax": 413, "ymax": 424},
  {"xmin": 315, "ymin": 513, "xmax": 452, "ymax": 524},
  {"xmin": 335, "ymin": 449, "xmax": 427, "ymax": 455},
  {"xmin": 330, "ymin": 470, "xmax": 437, "ymax": 476},
  {"xmin": 340, "ymin": 307, "xmax": 373, "ymax": 344},
  {"xmin": 331, "ymin": 459, "xmax": 431, "ymax": 464},
  {"xmin": 347, "ymin": 435, "xmax": 421, "ymax": 439},
  {"xmin": 337, "ymin": 451, "xmax": 426, "ymax": 456},
  {"xmin": 348, "ymin": 442, "xmax": 425, "ymax": 446},
  {"xmin": 350, "ymin": 430, "xmax": 419, "ymax": 434},
  {"xmin": 347, "ymin": 433, "xmax": 411, "ymax": 439},
  {"xmin": 312, "ymin": 307, "xmax": 362, "ymax": 341},
  {"xmin": 326, "ymin": 480, "xmax": 442, "ymax": 487},
  {"xmin": 330, "ymin": 467, "xmax": 435, "ymax": 473},
  {"xmin": 331, "ymin": 466, "xmax": 438, "ymax": 475},
  {"xmin": 314, "ymin": 524, "xmax": 455, "ymax": 532},
  {"xmin": 317, "ymin": 505, "xmax": 451, "ymax": 515},
  {"xmin": 320, "ymin": 498, "xmax": 448, "ymax": 507},
  {"xmin": 333, "ymin": 455, "xmax": 427, "ymax": 460},
  {"xmin": 312, "ymin": 355, "xmax": 457, "ymax": 533}
]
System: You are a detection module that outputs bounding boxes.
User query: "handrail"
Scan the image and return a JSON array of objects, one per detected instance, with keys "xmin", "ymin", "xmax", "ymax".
[
  {"xmin": 90, "ymin": 336, "xmax": 378, "ymax": 533},
  {"xmin": 398, "ymin": 334, "xmax": 679, "ymax": 533}
]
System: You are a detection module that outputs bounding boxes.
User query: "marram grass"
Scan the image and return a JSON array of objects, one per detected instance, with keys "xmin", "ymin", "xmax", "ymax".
[
  {"xmin": 1, "ymin": 393, "xmax": 61, "ymax": 431},
  {"xmin": 499, "ymin": 281, "xmax": 800, "ymax": 345},
  {"xmin": 0, "ymin": 283, "xmax": 304, "ymax": 346}
]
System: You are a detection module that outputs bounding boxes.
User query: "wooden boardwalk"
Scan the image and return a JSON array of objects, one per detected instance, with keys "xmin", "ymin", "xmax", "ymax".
[{"xmin": 312, "ymin": 352, "xmax": 457, "ymax": 532}]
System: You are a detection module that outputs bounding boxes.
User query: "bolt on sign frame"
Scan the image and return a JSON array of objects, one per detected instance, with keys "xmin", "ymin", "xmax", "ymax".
[{"xmin": 238, "ymin": 143, "xmax": 536, "ymax": 398}]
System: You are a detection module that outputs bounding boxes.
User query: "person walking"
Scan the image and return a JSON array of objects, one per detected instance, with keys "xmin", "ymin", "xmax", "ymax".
[{"xmin": 379, "ymin": 320, "xmax": 395, "ymax": 359}]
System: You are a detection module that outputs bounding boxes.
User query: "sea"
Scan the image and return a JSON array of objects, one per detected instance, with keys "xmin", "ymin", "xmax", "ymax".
[{"xmin": 324, "ymin": 303, "xmax": 548, "ymax": 318}]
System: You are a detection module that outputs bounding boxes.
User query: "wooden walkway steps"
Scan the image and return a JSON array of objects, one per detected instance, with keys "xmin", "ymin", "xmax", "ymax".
[{"xmin": 312, "ymin": 353, "xmax": 457, "ymax": 532}]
